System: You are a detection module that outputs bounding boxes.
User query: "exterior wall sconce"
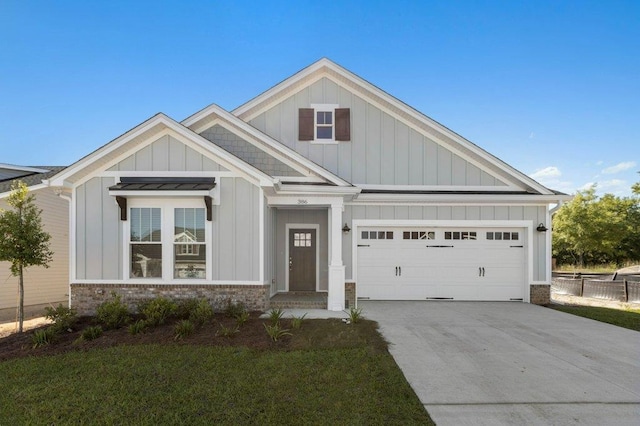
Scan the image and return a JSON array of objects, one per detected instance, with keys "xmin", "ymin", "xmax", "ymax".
[
  {"xmin": 342, "ymin": 223, "xmax": 351, "ymax": 233},
  {"xmin": 536, "ymin": 223, "xmax": 548, "ymax": 232}
]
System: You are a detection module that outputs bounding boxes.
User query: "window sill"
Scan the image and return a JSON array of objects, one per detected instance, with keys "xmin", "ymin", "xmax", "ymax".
[{"xmin": 309, "ymin": 140, "xmax": 339, "ymax": 145}]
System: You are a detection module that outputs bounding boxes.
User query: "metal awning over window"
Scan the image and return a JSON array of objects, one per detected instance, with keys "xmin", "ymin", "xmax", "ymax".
[
  {"xmin": 109, "ymin": 177, "xmax": 216, "ymax": 221},
  {"xmin": 108, "ymin": 177, "xmax": 216, "ymax": 192}
]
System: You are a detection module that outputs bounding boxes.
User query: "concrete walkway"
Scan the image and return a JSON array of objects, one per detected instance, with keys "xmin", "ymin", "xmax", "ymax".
[{"xmin": 360, "ymin": 301, "xmax": 640, "ymax": 426}]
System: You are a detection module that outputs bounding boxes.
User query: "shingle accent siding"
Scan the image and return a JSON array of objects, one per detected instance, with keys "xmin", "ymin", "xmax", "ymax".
[{"xmin": 200, "ymin": 125, "xmax": 302, "ymax": 177}]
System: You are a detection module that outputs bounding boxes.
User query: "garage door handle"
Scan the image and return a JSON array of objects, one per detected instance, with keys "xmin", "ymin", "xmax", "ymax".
[
  {"xmin": 395, "ymin": 266, "xmax": 398, "ymax": 276},
  {"xmin": 510, "ymin": 245, "xmax": 523, "ymax": 248},
  {"xmin": 479, "ymin": 267, "xmax": 482, "ymax": 277},
  {"xmin": 399, "ymin": 266, "xmax": 401, "ymax": 276},
  {"xmin": 358, "ymin": 244, "xmax": 370, "ymax": 247},
  {"xmin": 426, "ymin": 245, "xmax": 454, "ymax": 248},
  {"xmin": 482, "ymin": 267, "xmax": 485, "ymax": 277}
]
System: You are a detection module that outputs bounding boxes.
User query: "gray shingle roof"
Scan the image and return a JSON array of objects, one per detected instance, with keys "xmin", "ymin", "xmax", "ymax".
[{"xmin": 0, "ymin": 166, "xmax": 67, "ymax": 194}]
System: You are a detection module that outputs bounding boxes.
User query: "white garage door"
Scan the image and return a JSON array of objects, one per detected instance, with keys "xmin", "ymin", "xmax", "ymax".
[{"xmin": 357, "ymin": 227, "xmax": 525, "ymax": 301}]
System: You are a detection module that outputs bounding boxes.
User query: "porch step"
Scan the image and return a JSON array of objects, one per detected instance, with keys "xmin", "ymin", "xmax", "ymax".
[{"xmin": 269, "ymin": 292, "xmax": 327, "ymax": 310}]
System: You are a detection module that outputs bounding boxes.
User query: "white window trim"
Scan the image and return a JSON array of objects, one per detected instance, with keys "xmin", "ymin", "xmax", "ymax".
[
  {"xmin": 310, "ymin": 104, "xmax": 339, "ymax": 145},
  {"xmin": 124, "ymin": 198, "xmax": 212, "ymax": 282}
]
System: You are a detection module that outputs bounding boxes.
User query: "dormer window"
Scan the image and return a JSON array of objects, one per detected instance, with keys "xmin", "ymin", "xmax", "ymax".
[{"xmin": 299, "ymin": 105, "xmax": 350, "ymax": 143}]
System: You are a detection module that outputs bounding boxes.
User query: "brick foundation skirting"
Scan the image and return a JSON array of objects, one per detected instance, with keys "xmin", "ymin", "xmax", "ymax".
[
  {"xmin": 530, "ymin": 284, "xmax": 550, "ymax": 305},
  {"xmin": 345, "ymin": 282, "xmax": 356, "ymax": 309},
  {"xmin": 70, "ymin": 283, "xmax": 270, "ymax": 316}
]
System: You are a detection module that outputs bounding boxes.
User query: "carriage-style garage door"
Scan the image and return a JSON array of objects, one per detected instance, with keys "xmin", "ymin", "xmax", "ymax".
[{"xmin": 356, "ymin": 227, "xmax": 526, "ymax": 301}]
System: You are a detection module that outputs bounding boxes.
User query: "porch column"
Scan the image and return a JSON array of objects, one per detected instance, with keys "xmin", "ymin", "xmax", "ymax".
[{"xmin": 328, "ymin": 202, "xmax": 345, "ymax": 311}]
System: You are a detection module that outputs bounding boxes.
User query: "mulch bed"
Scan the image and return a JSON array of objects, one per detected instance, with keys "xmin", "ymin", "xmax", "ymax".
[{"xmin": 0, "ymin": 313, "xmax": 289, "ymax": 362}]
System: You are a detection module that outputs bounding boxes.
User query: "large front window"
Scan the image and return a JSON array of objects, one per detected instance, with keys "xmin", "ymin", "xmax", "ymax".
[
  {"xmin": 173, "ymin": 208, "xmax": 206, "ymax": 279},
  {"xmin": 129, "ymin": 203, "xmax": 207, "ymax": 280},
  {"xmin": 130, "ymin": 208, "xmax": 162, "ymax": 278}
]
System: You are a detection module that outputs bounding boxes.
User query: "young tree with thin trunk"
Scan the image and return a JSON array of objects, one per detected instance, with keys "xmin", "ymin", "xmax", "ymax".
[{"xmin": 0, "ymin": 181, "xmax": 53, "ymax": 332}]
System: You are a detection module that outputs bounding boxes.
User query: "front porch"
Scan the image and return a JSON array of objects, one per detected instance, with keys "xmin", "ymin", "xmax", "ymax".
[{"xmin": 270, "ymin": 292, "xmax": 327, "ymax": 310}]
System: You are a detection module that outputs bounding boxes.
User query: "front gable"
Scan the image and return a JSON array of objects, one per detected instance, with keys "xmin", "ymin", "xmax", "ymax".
[{"xmin": 233, "ymin": 59, "xmax": 554, "ymax": 196}]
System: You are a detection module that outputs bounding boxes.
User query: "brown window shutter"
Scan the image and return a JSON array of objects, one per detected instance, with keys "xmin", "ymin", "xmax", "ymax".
[
  {"xmin": 335, "ymin": 108, "xmax": 351, "ymax": 141},
  {"xmin": 298, "ymin": 108, "xmax": 314, "ymax": 141}
]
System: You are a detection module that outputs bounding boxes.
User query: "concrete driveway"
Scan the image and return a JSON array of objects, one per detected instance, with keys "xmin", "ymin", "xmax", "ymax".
[{"xmin": 360, "ymin": 301, "xmax": 640, "ymax": 426}]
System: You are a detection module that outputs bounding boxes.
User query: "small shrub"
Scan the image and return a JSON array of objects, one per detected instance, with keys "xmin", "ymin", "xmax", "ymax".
[
  {"xmin": 291, "ymin": 313, "xmax": 307, "ymax": 329},
  {"xmin": 268, "ymin": 308, "xmax": 285, "ymax": 325},
  {"xmin": 32, "ymin": 327, "xmax": 56, "ymax": 348},
  {"xmin": 190, "ymin": 299, "xmax": 214, "ymax": 327},
  {"xmin": 348, "ymin": 307, "xmax": 363, "ymax": 324},
  {"xmin": 235, "ymin": 310, "xmax": 250, "ymax": 327},
  {"xmin": 224, "ymin": 299, "xmax": 248, "ymax": 319},
  {"xmin": 175, "ymin": 299, "xmax": 200, "ymax": 320},
  {"xmin": 95, "ymin": 293, "xmax": 130, "ymax": 330},
  {"xmin": 44, "ymin": 304, "xmax": 78, "ymax": 333},
  {"xmin": 174, "ymin": 320, "xmax": 195, "ymax": 340},
  {"xmin": 217, "ymin": 323, "xmax": 240, "ymax": 337},
  {"xmin": 139, "ymin": 297, "xmax": 177, "ymax": 327},
  {"xmin": 128, "ymin": 320, "xmax": 147, "ymax": 335},
  {"xmin": 79, "ymin": 325, "xmax": 103, "ymax": 341},
  {"xmin": 263, "ymin": 323, "xmax": 292, "ymax": 342}
]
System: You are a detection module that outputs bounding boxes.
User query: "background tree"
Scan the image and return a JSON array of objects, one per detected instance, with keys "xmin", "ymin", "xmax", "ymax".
[
  {"xmin": 0, "ymin": 181, "xmax": 53, "ymax": 332},
  {"xmin": 553, "ymin": 182, "xmax": 640, "ymax": 267}
]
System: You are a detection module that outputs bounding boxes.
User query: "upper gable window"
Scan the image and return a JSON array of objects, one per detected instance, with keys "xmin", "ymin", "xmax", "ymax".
[{"xmin": 299, "ymin": 105, "xmax": 350, "ymax": 143}]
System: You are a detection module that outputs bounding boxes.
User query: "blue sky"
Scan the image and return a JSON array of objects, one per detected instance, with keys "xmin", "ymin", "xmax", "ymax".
[{"xmin": 1, "ymin": 0, "xmax": 638, "ymax": 196}]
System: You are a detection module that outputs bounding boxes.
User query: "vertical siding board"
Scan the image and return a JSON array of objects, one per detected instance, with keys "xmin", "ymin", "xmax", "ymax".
[
  {"xmin": 294, "ymin": 89, "xmax": 310, "ymax": 158},
  {"xmin": 76, "ymin": 185, "xmax": 86, "ymax": 279},
  {"xmin": 343, "ymin": 205, "xmax": 353, "ymax": 279},
  {"xmin": 324, "ymin": 78, "xmax": 339, "ymax": 103},
  {"xmin": 481, "ymin": 206, "xmax": 495, "ymax": 220},
  {"xmin": 351, "ymin": 96, "xmax": 367, "ymax": 183},
  {"xmin": 481, "ymin": 171, "xmax": 497, "ymax": 186},
  {"xmin": 234, "ymin": 180, "xmax": 252, "ymax": 280},
  {"xmin": 423, "ymin": 206, "xmax": 438, "ymax": 219},
  {"xmin": 218, "ymin": 178, "xmax": 235, "ymax": 279},
  {"xmin": 152, "ymin": 135, "xmax": 170, "ymax": 171},
  {"xmin": 84, "ymin": 178, "xmax": 103, "ymax": 279},
  {"xmin": 135, "ymin": 144, "xmax": 153, "ymax": 171},
  {"xmin": 380, "ymin": 206, "xmax": 395, "ymax": 220},
  {"xmin": 408, "ymin": 206, "xmax": 423, "ymax": 219},
  {"xmin": 265, "ymin": 107, "xmax": 281, "ymax": 142},
  {"xmin": 366, "ymin": 104, "xmax": 381, "ymax": 184},
  {"xmin": 252, "ymin": 187, "xmax": 260, "ymax": 281},
  {"xmin": 365, "ymin": 206, "xmax": 381, "ymax": 220},
  {"xmin": 168, "ymin": 136, "xmax": 186, "ymax": 171},
  {"xmin": 509, "ymin": 206, "xmax": 524, "ymax": 220},
  {"xmin": 437, "ymin": 206, "xmax": 452, "ymax": 220},
  {"xmin": 424, "ymin": 138, "xmax": 438, "ymax": 184},
  {"xmin": 394, "ymin": 206, "xmax": 409, "ymax": 220},
  {"xmin": 202, "ymin": 157, "xmax": 220, "ymax": 172},
  {"xmin": 380, "ymin": 113, "xmax": 395, "ymax": 184},
  {"xmin": 452, "ymin": 154, "xmax": 467, "ymax": 185},
  {"xmin": 310, "ymin": 79, "xmax": 324, "ymax": 103},
  {"xmin": 101, "ymin": 177, "xmax": 119, "ymax": 280},
  {"xmin": 466, "ymin": 163, "xmax": 482, "ymax": 185},
  {"xmin": 452, "ymin": 206, "xmax": 466, "ymax": 220},
  {"xmin": 324, "ymin": 144, "xmax": 339, "ymax": 174},
  {"xmin": 118, "ymin": 156, "xmax": 135, "ymax": 171},
  {"xmin": 409, "ymin": 129, "xmax": 423, "ymax": 185},
  {"xmin": 466, "ymin": 206, "xmax": 481, "ymax": 220},
  {"xmin": 437, "ymin": 147, "xmax": 452, "ymax": 185},
  {"xmin": 185, "ymin": 146, "xmax": 204, "ymax": 171},
  {"xmin": 279, "ymin": 96, "xmax": 296, "ymax": 149},
  {"xmin": 494, "ymin": 207, "xmax": 509, "ymax": 220},
  {"xmin": 211, "ymin": 205, "xmax": 220, "ymax": 280},
  {"xmin": 394, "ymin": 120, "xmax": 409, "ymax": 185}
]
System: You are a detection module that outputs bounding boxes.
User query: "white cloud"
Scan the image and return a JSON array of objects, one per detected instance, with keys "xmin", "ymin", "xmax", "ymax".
[
  {"xmin": 601, "ymin": 161, "xmax": 636, "ymax": 175},
  {"xmin": 530, "ymin": 166, "xmax": 561, "ymax": 180},
  {"xmin": 596, "ymin": 160, "xmax": 604, "ymax": 166},
  {"xmin": 578, "ymin": 179, "xmax": 628, "ymax": 196}
]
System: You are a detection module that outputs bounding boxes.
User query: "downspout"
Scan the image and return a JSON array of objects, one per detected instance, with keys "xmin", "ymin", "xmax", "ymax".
[{"xmin": 53, "ymin": 187, "xmax": 72, "ymax": 309}]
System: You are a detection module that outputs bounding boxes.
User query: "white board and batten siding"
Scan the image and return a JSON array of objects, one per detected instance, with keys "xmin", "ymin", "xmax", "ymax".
[
  {"xmin": 74, "ymin": 134, "xmax": 261, "ymax": 282},
  {"xmin": 249, "ymin": 77, "xmax": 507, "ymax": 188},
  {"xmin": 0, "ymin": 188, "xmax": 69, "ymax": 317}
]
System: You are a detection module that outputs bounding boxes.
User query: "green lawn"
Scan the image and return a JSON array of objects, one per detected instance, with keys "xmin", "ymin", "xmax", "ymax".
[
  {"xmin": 0, "ymin": 320, "xmax": 434, "ymax": 425},
  {"xmin": 549, "ymin": 305, "xmax": 640, "ymax": 331}
]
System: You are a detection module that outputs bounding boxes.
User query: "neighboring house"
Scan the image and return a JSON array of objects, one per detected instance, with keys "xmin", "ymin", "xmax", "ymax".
[
  {"xmin": 47, "ymin": 59, "xmax": 569, "ymax": 314},
  {"xmin": 0, "ymin": 164, "xmax": 68, "ymax": 321}
]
